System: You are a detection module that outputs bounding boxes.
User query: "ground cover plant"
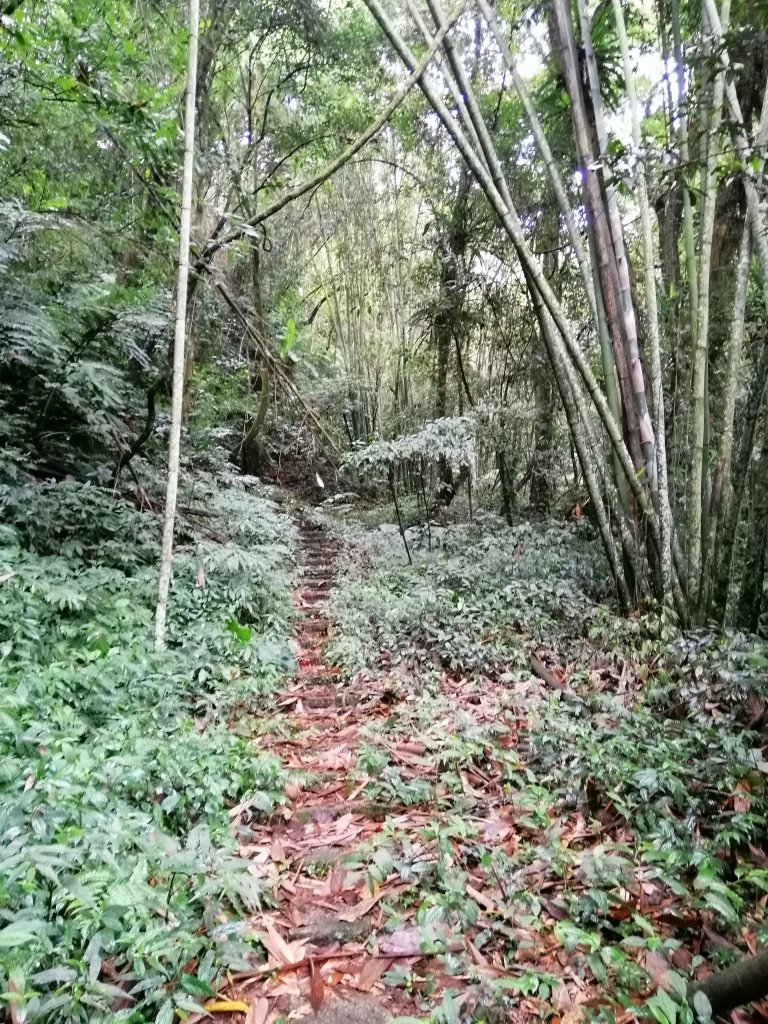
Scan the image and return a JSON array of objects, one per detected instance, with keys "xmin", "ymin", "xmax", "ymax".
[
  {"xmin": 312, "ymin": 513, "xmax": 768, "ymax": 1022},
  {"xmin": 0, "ymin": 473, "xmax": 296, "ymax": 1022}
]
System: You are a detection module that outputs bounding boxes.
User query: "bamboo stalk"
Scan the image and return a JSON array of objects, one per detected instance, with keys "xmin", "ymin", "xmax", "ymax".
[
  {"xmin": 612, "ymin": 0, "xmax": 674, "ymax": 597},
  {"xmin": 360, "ymin": 0, "xmax": 676, "ymax": 604},
  {"xmin": 686, "ymin": 0, "xmax": 730, "ymax": 610},
  {"xmin": 575, "ymin": 0, "xmax": 657, "ymax": 489},
  {"xmin": 154, "ymin": 0, "xmax": 200, "ymax": 652}
]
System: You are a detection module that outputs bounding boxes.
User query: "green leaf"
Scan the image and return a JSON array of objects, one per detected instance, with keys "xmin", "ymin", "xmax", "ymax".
[
  {"xmin": 692, "ymin": 991, "xmax": 712, "ymax": 1022},
  {"xmin": 0, "ymin": 919, "xmax": 46, "ymax": 948},
  {"xmin": 226, "ymin": 619, "xmax": 252, "ymax": 643},
  {"xmin": 156, "ymin": 999, "xmax": 175, "ymax": 1024},
  {"xmin": 180, "ymin": 975, "xmax": 216, "ymax": 998},
  {"xmin": 647, "ymin": 989, "xmax": 679, "ymax": 1024},
  {"xmin": 702, "ymin": 890, "xmax": 739, "ymax": 925}
]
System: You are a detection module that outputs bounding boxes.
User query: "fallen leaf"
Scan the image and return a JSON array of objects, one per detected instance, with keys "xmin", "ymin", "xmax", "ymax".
[
  {"xmin": 466, "ymin": 940, "xmax": 490, "ymax": 968},
  {"xmin": 270, "ymin": 838, "xmax": 287, "ymax": 863},
  {"xmin": 645, "ymin": 950, "xmax": 673, "ymax": 993},
  {"xmin": 256, "ymin": 920, "xmax": 305, "ymax": 966},
  {"xmin": 310, "ymin": 958, "xmax": 325, "ymax": 1011},
  {"xmin": 734, "ymin": 780, "xmax": 751, "ymax": 814},
  {"xmin": 329, "ymin": 862, "xmax": 345, "ymax": 895},
  {"xmin": 466, "ymin": 882, "xmax": 496, "ymax": 912},
  {"xmin": 378, "ymin": 922, "xmax": 461, "ymax": 956},
  {"xmin": 338, "ymin": 889, "xmax": 389, "ymax": 922},
  {"xmin": 353, "ymin": 958, "xmax": 393, "ymax": 991},
  {"xmin": 552, "ymin": 983, "xmax": 572, "ymax": 1013},
  {"xmin": 245, "ymin": 998, "xmax": 269, "ymax": 1024}
]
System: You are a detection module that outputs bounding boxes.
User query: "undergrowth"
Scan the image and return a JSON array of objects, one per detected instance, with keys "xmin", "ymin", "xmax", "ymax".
[
  {"xmin": 0, "ymin": 473, "xmax": 296, "ymax": 1023},
  {"xmin": 327, "ymin": 514, "xmax": 612, "ymax": 675},
  {"xmin": 324, "ymin": 510, "xmax": 768, "ymax": 1022}
]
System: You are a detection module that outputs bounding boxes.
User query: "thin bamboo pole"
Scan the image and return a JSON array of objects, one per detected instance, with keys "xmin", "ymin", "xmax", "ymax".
[
  {"xmin": 154, "ymin": 0, "xmax": 200, "ymax": 652},
  {"xmin": 612, "ymin": 0, "xmax": 674, "ymax": 597}
]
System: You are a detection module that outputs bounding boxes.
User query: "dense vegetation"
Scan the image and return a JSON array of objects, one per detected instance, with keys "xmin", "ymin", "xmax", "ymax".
[{"xmin": 1, "ymin": 0, "xmax": 768, "ymax": 1020}]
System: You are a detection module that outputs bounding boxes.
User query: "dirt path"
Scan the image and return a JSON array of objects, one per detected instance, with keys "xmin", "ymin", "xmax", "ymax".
[{"xmin": 215, "ymin": 519, "xmax": 408, "ymax": 1022}]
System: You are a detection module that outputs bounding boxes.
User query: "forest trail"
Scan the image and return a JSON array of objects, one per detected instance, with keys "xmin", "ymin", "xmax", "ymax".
[
  {"xmin": 196, "ymin": 505, "xmax": 768, "ymax": 1024},
  {"xmin": 212, "ymin": 516, "xmax": 550, "ymax": 1023}
]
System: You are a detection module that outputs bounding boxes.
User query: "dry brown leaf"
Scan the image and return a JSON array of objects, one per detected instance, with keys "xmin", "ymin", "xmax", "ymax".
[
  {"xmin": 257, "ymin": 920, "xmax": 305, "ymax": 966},
  {"xmin": 466, "ymin": 882, "xmax": 495, "ymax": 912},
  {"xmin": 266, "ymin": 974, "xmax": 302, "ymax": 998},
  {"xmin": 552, "ymin": 983, "xmax": 573, "ymax": 1013},
  {"xmin": 560, "ymin": 1010, "xmax": 583, "ymax": 1024},
  {"xmin": 466, "ymin": 940, "xmax": 490, "ymax": 968},
  {"xmin": 378, "ymin": 923, "xmax": 460, "ymax": 956},
  {"xmin": 644, "ymin": 950, "xmax": 673, "ymax": 993},
  {"xmin": 270, "ymin": 838, "xmax": 287, "ymax": 863},
  {"xmin": 309, "ymin": 958, "xmax": 325, "ymax": 1011},
  {"xmin": 245, "ymin": 997, "xmax": 269, "ymax": 1024},
  {"xmin": 329, "ymin": 862, "xmax": 346, "ymax": 896},
  {"xmin": 353, "ymin": 958, "xmax": 393, "ymax": 991},
  {"xmin": 338, "ymin": 889, "xmax": 388, "ymax": 922},
  {"xmin": 393, "ymin": 742, "xmax": 427, "ymax": 755},
  {"xmin": 734, "ymin": 780, "xmax": 751, "ymax": 814}
]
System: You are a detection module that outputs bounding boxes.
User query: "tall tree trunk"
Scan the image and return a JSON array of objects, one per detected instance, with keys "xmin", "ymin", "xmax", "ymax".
[
  {"xmin": 433, "ymin": 166, "xmax": 469, "ymax": 502},
  {"xmin": 530, "ymin": 212, "xmax": 558, "ymax": 515},
  {"xmin": 710, "ymin": 79, "xmax": 768, "ymax": 620},
  {"xmin": 529, "ymin": 356, "xmax": 554, "ymax": 514},
  {"xmin": 575, "ymin": 0, "xmax": 657, "ymax": 488},
  {"xmin": 712, "ymin": 343, "xmax": 768, "ymax": 620},
  {"xmin": 735, "ymin": 425, "xmax": 768, "ymax": 630},
  {"xmin": 688, "ymin": 0, "xmax": 729, "ymax": 613},
  {"xmin": 670, "ymin": 0, "xmax": 700, "ymax": 365},
  {"xmin": 154, "ymin": 0, "xmax": 200, "ymax": 652},
  {"xmin": 613, "ymin": 0, "xmax": 674, "ymax": 598},
  {"xmin": 240, "ymin": 241, "xmax": 270, "ymax": 473},
  {"xmin": 549, "ymin": 0, "xmax": 644, "ymax": 476},
  {"xmin": 707, "ymin": 220, "xmax": 750, "ymax": 612}
]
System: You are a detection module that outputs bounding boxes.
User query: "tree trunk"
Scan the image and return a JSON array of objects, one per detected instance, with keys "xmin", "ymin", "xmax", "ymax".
[
  {"xmin": 689, "ymin": 0, "xmax": 729, "ymax": 613},
  {"xmin": 154, "ymin": 0, "xmax": 200, "ymax": 652},
  {"xmin": 712, "ymin": 342, "xmax": 768, "ymax": 621},
  {"xmin": 549, "ymin": 0, "xmax": 644, "ymax": 477},
  {"xmin": 613, "ymin": 0, "xmax": 673, "ymax": 599},
  {"xmin": 689, "ymin": 947, "xmax": 768, "ymax": 1017},
  {"xmin": 529, "ymin": 356, "xmax": 554, "ymax": 514},
  {"xmin": 735, "ymin": 426, "xmax": 768, "ymax": 630},
  {"xmin": 706, "ymin": 219, "xmax": 750, "ymax": 613},
  {"xmin": 433, "ymin": 166, "xmax": 469, "ymax": 502}
]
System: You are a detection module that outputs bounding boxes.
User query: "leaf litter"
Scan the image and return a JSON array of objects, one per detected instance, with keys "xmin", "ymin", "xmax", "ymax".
[{"xmin": 203, "ymin": 516, "xmax": 768, "ymax": 1024}]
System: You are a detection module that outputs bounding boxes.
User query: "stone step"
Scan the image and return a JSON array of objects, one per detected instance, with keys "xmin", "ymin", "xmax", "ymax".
[
  {"xmin": 295, "ymin": 665, "xmax": 342, "ymax": 680},
  {"xmin": 298, "ymin": 618, "xmax": 330, "ymax": 633},
  {"xmin": 296, "ymin": 589, "xmax": 329, "ymax": 602}
]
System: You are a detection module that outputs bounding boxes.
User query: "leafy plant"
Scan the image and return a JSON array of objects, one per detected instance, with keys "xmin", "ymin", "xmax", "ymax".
[{"xmin": 0, "ymin": 473, "xmax": 296, "ymax": 1021}]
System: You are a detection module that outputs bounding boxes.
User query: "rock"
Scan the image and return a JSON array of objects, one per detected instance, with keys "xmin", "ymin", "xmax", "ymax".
[
  {"xmin": 323, "ymin": 491, "xmax": 359, "ymax": 506},
  {"xmin": 309, "ymin": 995, "xmax": 390, "ymax": 1024},
  {"xmin": 289, "ymin": 910, "xmax": 372, "ymax": 945}
]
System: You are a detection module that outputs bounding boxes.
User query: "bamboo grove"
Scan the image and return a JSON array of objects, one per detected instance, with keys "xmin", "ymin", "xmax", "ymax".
[
  {"xmin": 2, "ymin": 0, "xmax": 768, "ymax": 630},
  {"xmin": 353, "ymin": 0, "xmax": 768, "ymax": 626}
]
